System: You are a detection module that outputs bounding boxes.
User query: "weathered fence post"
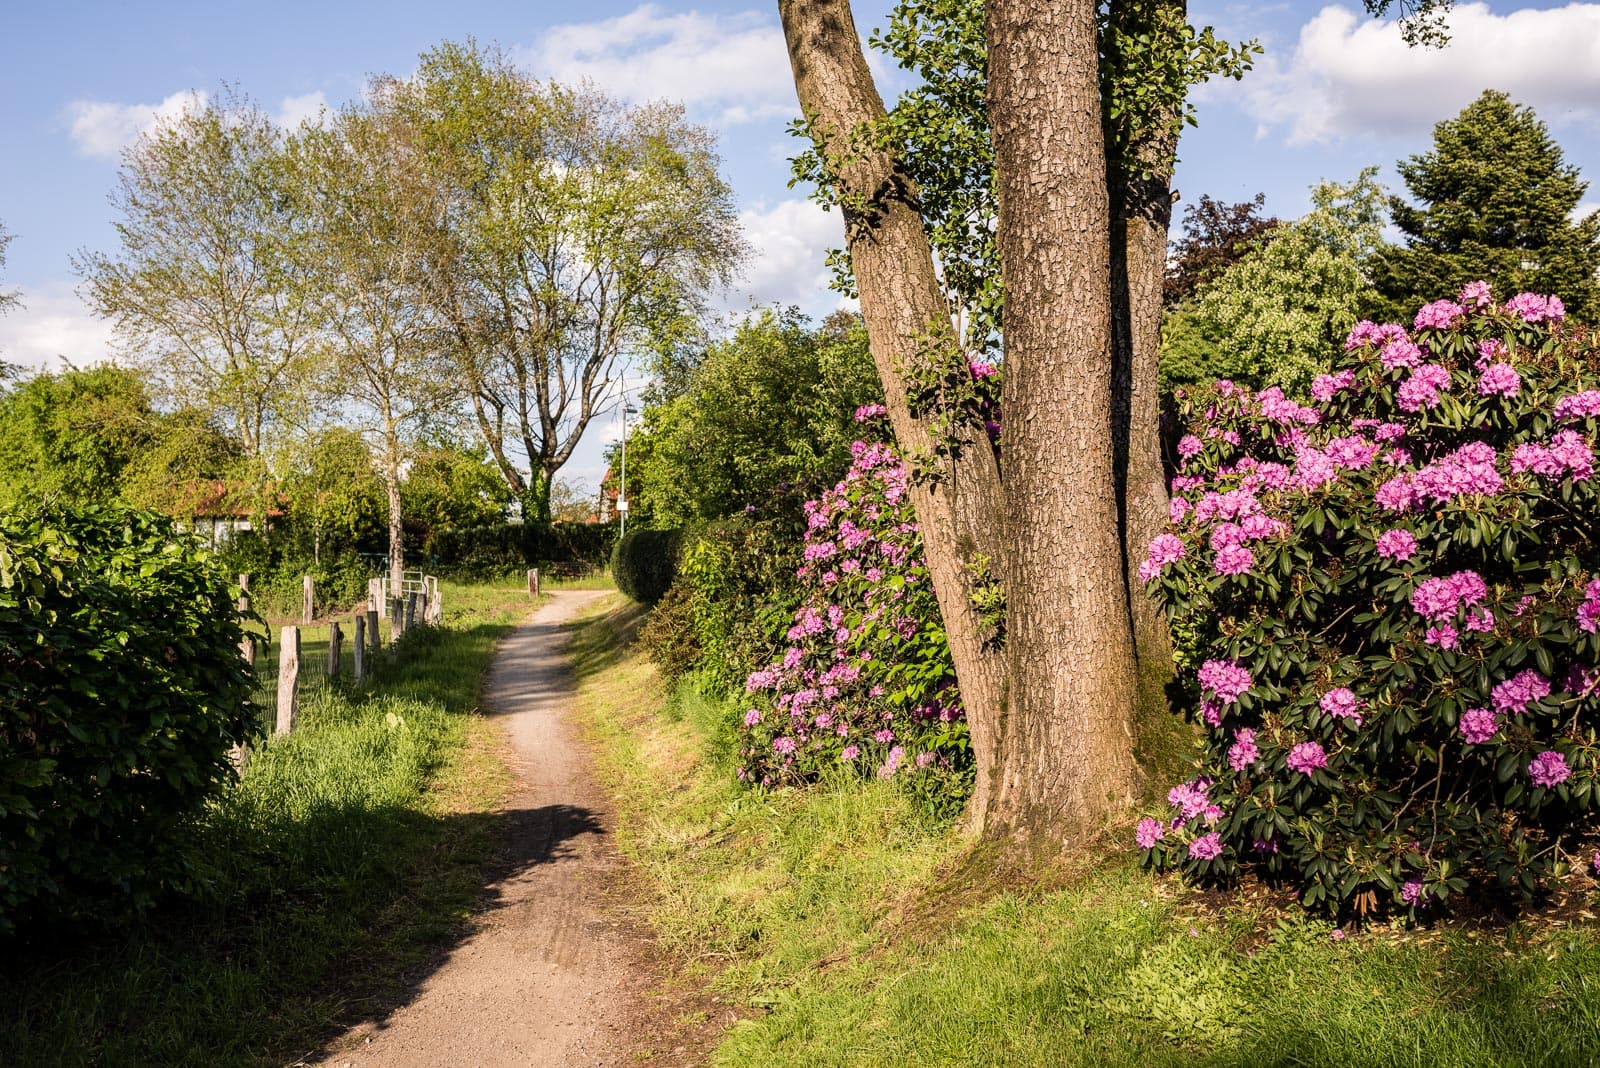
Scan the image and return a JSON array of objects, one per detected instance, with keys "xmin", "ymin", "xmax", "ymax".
[
  {"xmin": 237, "ymin": 589, "xmax": 256, "ymax": 670},
  {"xmin": 366, "ymin": 607, "xmax": 381, "ymax": 654},
  {"xmin": 367, "ymin": 577, "xmax": 381, "ymax": 613},
  {"xmin": 353, "ymin": 613, "xmax": 366, "ymax": 684},
  {"xmin": 425, "ymin": 575, "xmax": 441, "ymax": 625},
  {"xmin": 527, "ymin": 567, "xmax": 540, "ymax": 598},
  {"xmin": 405, "ymin": 592, "xmax": 418, "ymax": 631},
  {"xmin": 276, "ymin": 625, "xmax": 301, "ymax": 736},
  {"xmin": 392, "ymin": 596, "xmax": 406, "ymax": 640},
  {"xmin": 328, "ymin": 620, "xmax": 342, "ymax": 679},
  {"xmin": 302, "ymin": 575, "xmax": 314, "ymax": 625}
]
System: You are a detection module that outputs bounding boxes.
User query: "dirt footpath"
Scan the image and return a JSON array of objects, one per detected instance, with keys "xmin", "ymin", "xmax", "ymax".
[{"xmin": 315, "ymin": 589, "xmax": 650, "ymax": 1067}]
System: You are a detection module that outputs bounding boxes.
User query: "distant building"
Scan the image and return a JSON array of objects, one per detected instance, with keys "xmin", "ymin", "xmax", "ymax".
[
  {"xmin": 596, "ymin": 466, "xmax": 621, "ymax": 523},
  {"xmin": 184, "ymin": 481, "xmax": 284, "ymax": 547}
]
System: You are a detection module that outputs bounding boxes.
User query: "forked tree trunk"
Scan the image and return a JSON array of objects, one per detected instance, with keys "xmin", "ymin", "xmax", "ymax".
[
  {"xmin": 987, "ymin": 0, "xmax": 1140, "ymax": 836},
  {"xmin": 778, "ymin": 0, "xmax": 1012, "ymax": 822}
]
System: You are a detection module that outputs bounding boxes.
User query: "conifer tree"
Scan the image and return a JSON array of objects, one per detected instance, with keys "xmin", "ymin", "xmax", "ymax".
[{"xmin": 1372, "ymin": 90, "xmax": 1600, "ymax": 322}]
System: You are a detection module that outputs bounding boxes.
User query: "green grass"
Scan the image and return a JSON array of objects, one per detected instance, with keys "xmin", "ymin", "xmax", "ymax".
[
  {"xmin": 0, "ymin": 581, "xmax": 540, "ymax": 1067},
  {"xmin": 567, "ymin": 594, "xmax": 1600, "ymax": 1068}
]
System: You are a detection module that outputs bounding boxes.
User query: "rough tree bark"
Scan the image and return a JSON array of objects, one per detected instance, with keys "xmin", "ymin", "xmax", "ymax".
[
  {"xmin": 987, "ymin": 0, "xmax": 1140, "ymax": 834},
  {"xmin": 778, "ymin": 0, "xmax": 1013, "ymax": 822}
]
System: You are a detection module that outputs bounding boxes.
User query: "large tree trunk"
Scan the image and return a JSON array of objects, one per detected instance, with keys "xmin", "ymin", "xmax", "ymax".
[
  {"xmin": 1110, "ymin": 148, "xmax": 1179, "ymax": 780},
  {"xmin": 778, "ymin": 0, "xmax": 1012, "ymax": 823},
  {"xmin": 987, "ymin": 0, "xmax": 1140, "ymax": 838}
]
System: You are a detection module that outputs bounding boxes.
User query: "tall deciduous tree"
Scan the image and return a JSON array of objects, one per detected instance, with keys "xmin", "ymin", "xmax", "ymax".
[
  {"xmin": 1371, "ymin": 90, "xmax": 1600, "ymax": 322},
  {"xmin": 287, "ymin": 101, "xmax": 452, "ymax": 594},
  {"xmin": 779, "ymin": 0, "xmax": 1459, "ymax": 843},
  {"xmin": 1163, "ymin": 193, "xmax": 1280, "ymax": 307},
  {"xmin": 75, "ymin": 90, "xmax": 314, "ymax": 465},
  {"xmin": 0, "ymin": 221, "xmax": 19, "ymax": 381},
  {"xmin": 374, "ymin": 41, "xmax": 745, "ymax": 521}
]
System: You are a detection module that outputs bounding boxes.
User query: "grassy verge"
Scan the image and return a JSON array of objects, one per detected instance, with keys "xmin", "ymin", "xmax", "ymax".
[
  {"xmin": 568, "ymin": 595, "xmax": 1600, "ymax": 1068},
  {"xmin": 0, "ymin": 581, "xmax": 540, "ymax": 1067}
]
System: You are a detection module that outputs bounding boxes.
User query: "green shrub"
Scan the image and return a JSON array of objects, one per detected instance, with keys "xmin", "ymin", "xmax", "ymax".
[
  {"xmin": 0, "ymin": 502, "xmax": 254, "ymax": 932},
  {"xmin": 423, "ymin": 521, "xmax": 616, "ymax": 580},
  {"xmin": 611, "ymin": 528, "xmax": 684, "ymax": 605},
  {"xmin": 1139, "ymin": 285, "xmax": 1600, "ymax": 916}
]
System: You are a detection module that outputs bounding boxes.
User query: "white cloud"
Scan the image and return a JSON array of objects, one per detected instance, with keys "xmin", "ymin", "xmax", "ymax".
[
  {"xmin": 724, "ymin": 198, "xmax": 844, "ymax": 312},
  {"xmin": 1209, "ymin": 3, "xmax": 1600, "ymax": 145},
  {"xmin": 520, "ymin": 4, "xmax": 795, "ymax": 125},
  {"xmin": 275, "ymin": 91, "xmax": 328, "ymax": 129},
  {"xmin": 1577, "ymin": 201, "xmax": 1600, "ymax": 223},
  {"xmin": 64, "ymin": 90, "xmax": 208, "ymax": 159},
  {"xmin": 0, "ymin": 282, "xmax": 116, "ymax": 372}
]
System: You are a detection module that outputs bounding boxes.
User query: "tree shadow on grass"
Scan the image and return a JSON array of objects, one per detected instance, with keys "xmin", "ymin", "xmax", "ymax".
[{"xmin": 0, "ymin": 801, "xmax": 607, "ymax": 1068}]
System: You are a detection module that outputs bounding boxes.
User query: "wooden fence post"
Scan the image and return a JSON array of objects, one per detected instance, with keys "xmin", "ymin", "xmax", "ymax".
[
  {"xmin": 366, "ymin": 607, "xmax": 381, "ymax": 654},
  {"xmin": 276, "ymin": 625, "xmax": 301, "ymax": 736},
  {"xmin": 237, "ymin": 589, "xmax": 256, "ymax": 670},
  {"xmin": 425, "ymin": 576, "xmax": 441, "ymax": 625},
  {"xmin": 353, "ymin": 613, "xmax": 366, "ymax": 684},
  {"xmin": 405, "ymin": 592, "xmax": 418, "ymax": 631},
  {"xmin": 302, "ymin": 575, "xmax": 314, "ymax": 625},
  {"xmin": 328, "ymin": 621, "xmax": 342, "ymax": 679},
  {"xmin": 392, "ymin": 596, "xmax": 406, "ymax": 640}
]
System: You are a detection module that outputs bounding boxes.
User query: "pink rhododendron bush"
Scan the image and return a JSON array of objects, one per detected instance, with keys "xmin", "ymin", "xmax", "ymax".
[
  {"xmin": 1138, "ymin": 285, "xmax": 1600, "ymax": 915},
  {"xmin": 737, "ymin": 408, "xmax": 971, "ymax": 815}
]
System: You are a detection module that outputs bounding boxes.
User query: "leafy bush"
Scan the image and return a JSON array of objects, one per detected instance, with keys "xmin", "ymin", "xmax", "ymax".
[
  {"xmin": 738, "ymin": 416, "xmax": 970, "ymax": 817},
  {"xmin": 0, "ymin": 503, "xmax": 254, "ymax": 931},
  {"xmin": 1136, "ymin": 285, "xmax": 1600, "ymax": 916},
  {"xmin": 423, "ymin": 521, "xmax": 615, "ymax": 580},
  {"xmin": 219, "ymin": 531, "xmax": 376, "ymax": 618},
  {"xmin": 612, "ymin": 528, "xmax": 684, "ymax": 606}
]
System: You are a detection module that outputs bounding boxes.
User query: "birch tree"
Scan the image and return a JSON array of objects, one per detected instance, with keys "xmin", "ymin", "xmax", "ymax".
[{"xmin": 75, "ymin": 90, "xmax": 315, "ymax": 466}]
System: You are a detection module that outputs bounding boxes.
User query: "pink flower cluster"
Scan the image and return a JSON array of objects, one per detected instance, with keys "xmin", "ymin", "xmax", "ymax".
[
  {"xmin": 1396, "ymin": 364, "xmax": 1452, "ymax": 413},
  {"xmin": 1510, "ymin": 430, "xmax": 1595, "ymax": 482},
  {"xmin": 1139, "ymin": 533, "xmax": 1186, "ymax": 582},
  {"xmin": 1555, "ymin": 391, "xmax": 1600, "ymax": 422},
  {"xmin": 1414, "ymin": 299, "xmax": 1465, "ymax": 331},
  {"xmin": 1376, "ymin": 528, "xmax": 1418, "ymax": 561},
  {"xmin": 1286, "ymin": 741, "xmax": 1328, "ymax": 775},
  {"xmin": 1198, "ymin": 659, "xmax": 1252, "ymax": 704},
  {"xmin": 1580, "ymin": 579, "xmax": 1600, "ymax": 634},
  {"xmin": 1503, "ymin": 292, "xmax": 1565, "ymax": 324},
  {"xmin": 1227, "ymin": 728, "xmax": 1259, "ymax": 771},
  {"xmin": 1490, "ymin": 669, "xmax": 1550, "ymax": 715},
  {"xmin": 1457, "ymin": 707, "xmax": 1499, "ymax": 744},
  {"xmin": 1459, "ymin": 280, "xmax": 1494, "ymax": 309},
  {"xmin": 1476, "ymin": 363, "xmax": 1521, "ymax": 397},
  {"xmin": 1319, "ymin": 688, "xmax": 1364, "ymax": 725},
  {"xmin": 1311, "ymin": 369, "xmax": 1357, "ymax": 403},
  {"xmin": 1410, "ymin": 570, "xmax": 1488, "ymax": 622},
  {"xmin": 1528, "ymin": 750, "xmax": 1571, "ymax": 787},
  {"xmin": 1377, "ymin": 441, "xmax": 1504, "ymax": 511}
]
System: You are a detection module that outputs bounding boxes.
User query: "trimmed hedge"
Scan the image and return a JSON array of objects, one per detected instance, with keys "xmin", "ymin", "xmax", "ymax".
[
  {"xmin": 422, "ymin": 521, "xmax": 616, "ymax": 580},
  {"xmin": 0, "ymin": 503, "xmax": 254, "ymax": 932},
  {"xmin": 612, "ymin": 528, "xmax": 684, "ymax": 606}
]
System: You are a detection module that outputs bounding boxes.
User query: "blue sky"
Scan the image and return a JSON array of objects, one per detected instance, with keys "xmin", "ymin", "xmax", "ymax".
[{"xmin": 2, "ymin": 1, "xmax": 1598, "ymax": 491}]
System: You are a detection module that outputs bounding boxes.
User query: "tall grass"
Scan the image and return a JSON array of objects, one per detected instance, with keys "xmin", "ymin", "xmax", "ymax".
[
  {"xmin": 568, "ymin": 594, "xmax": 1600, "ymax": 1068},
  {"xmin": 0, "ymin": 584, "xmax": 535, "ymax": 1067}
]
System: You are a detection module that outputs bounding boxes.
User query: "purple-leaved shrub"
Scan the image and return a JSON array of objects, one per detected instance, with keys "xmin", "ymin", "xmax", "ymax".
[
  {"xmin": 1138, "ymin": 283, "xmax": 1600, "ymax": 915},
  {"xmin": 737, "ymin": 407, "xmax": 971, "ymax": 815}
]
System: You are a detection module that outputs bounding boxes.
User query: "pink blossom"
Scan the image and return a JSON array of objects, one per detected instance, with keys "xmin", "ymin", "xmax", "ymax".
[
  {"xmin": 1312, "ymin": 369, "xmax": 1357, "ymax": 403},
  {"xmin": 1424, "ymin": 624, "xmax": 1459, "ymax": 650},
  {"xmin": 1554, "ymin": 391, "xmax": 1600, "ymax": 422},
  {"xmin": 1199, "ymin": 660, "xmax": 1252, "ymax": 703},
  {"xmin": 1397, "ymin": 364, "xmax": 1452, "ymax": 412},
  {"xmin": 1414, "ymin": 299, "xmax": 1465, "ymax": 330},
  {"xmin": 1579, "ymin": 579, "xmax": 1600, "ymax": 633},
  {"xmin": 1459, "ymin": 280, "xmax": 1493, "ymax": 309},
  {"xmin": 1178, "ymin": 434, "xmax": 1203, "ymax": 460},
  {"xmin": 854, "ymin": 403, "xmax": 887, "ymax": 422},
  {"xmin": 1475, "ymin": 338, "xmax": 1506, "ymax": 369},
  {"xmin": 841, "ymin": 744, "xmax": 860, "ymax": 760},
  {"xmin": 1286, "ymin": 742, "xmax": 1329, "ymax": 775},
  {"xmin": 1319, "ymin": 688, "xmax": 1364, "ymax": 725},
  {"xmin": 1135, "ymin": 817, "xmax": 1165, "ymax": 849},
  {"xmin": 744, "ymin": 708, "xmax": 763, "ymax": 726},
  {"xmin": 1188, "ymin": 832, "xmax": 1224, "ymax": 861},
  {"xmin": 1381, "ymin": 337, "xmax": 1424, "ymax": 370},
  {"xmin": 1228, "ymin": 728, "xmax": 1259, "ymax": 771},
  {"xmin": 1457, "ymin": 707, "xmax": 1499, "ymax": 744},
  {"xmin": 1168, "ymin": 778, "xmax": 1212, "ymax": 820},
  {"xmin": 1375, "ymin": 475, "xmax": 1417, "ymax": 512},
  {"xmin": 1529, "ymin": 750, "xmax": 1571, "ymax": 788},
  {"xmin": 773, "ymin": 736, "xmax": 797, "ymax": 754},
  {"xmin": 1504, "ymin": 292, "xmax": 1565, "ymax": 324},
  {"xmin": 1477, "ymin": 363, "xmax": 1521, "ymax": 397},
  {"xmin": 1376, "ymin": 528, "xmax": 1418, "ymax": 561},
  {"xmin": 1490, "ymin": 669, "xmax": 1550, "ymax": 715}
]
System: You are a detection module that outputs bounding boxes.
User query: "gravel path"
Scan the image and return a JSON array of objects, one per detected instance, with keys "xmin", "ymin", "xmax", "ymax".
[{"xmin": 316, "ymin": 589, "xmax": 646, "ymax": 1067}]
